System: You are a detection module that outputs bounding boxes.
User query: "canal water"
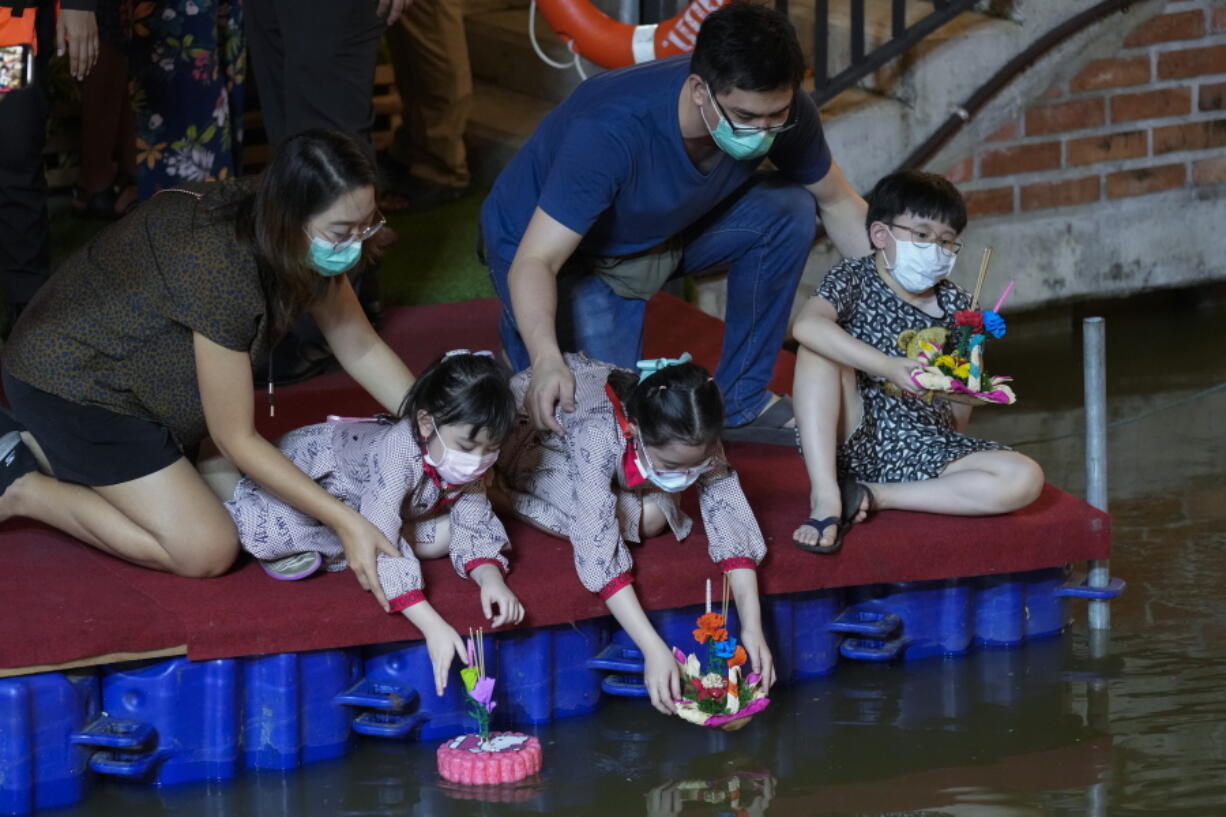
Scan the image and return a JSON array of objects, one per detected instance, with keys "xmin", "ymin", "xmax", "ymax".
[{"xmin": 62, "ymin": 286, "xmax": 1226, "ymax": 816}]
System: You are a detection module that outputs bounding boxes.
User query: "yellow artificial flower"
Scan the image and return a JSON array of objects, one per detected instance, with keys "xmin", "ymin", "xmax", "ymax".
[{"xmin": 460, "ymin": 666, "xmax": 478, "ymax": 692}]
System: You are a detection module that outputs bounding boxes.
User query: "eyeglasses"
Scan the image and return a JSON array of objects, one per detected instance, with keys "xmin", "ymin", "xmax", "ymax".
[
  {"xmin": 885, "ymin": 223, "xmax": 964, "ymax": 255},
  {"xmin": 706, "ymin": 84, "xmax": 798, "ymax": 136},
  {"xmin": 638, "ymin": 435, "xmax": 713, "ymax": 480},
  {"xmin": 311, "ymin": 211, "xmax": 387, "ymax": 252}
]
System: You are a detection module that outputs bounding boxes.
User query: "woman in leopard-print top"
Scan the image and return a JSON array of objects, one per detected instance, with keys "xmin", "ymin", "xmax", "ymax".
[
  {"xmin": 0, "ymin": 130, "xmax": 416, "ymax": 608},
  {"xmin": 495, "ymin": 353, "xmax": 775, "ymax": 716}
]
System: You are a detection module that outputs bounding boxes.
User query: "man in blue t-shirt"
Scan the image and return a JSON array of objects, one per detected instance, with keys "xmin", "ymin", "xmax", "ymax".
[{"xmin": 479, "ymin": 3, "xmax": 870, "ymax": 444}]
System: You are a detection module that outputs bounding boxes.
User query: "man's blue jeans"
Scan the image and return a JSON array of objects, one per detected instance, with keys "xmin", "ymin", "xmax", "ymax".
[{"xmin": 487, "ymin": 174, "xmax": 817, "ymax": 427}]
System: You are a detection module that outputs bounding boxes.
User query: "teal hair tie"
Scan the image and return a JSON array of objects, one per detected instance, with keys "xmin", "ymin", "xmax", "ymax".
[{"xmin": 636, "ymin": 352, "xmax": 693, "ymax": 382}]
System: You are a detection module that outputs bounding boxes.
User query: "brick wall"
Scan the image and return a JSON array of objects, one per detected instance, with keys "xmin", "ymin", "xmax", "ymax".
[{"xmin": 946, "ymin": 0, "xmax": 1225, "ymax": 224}]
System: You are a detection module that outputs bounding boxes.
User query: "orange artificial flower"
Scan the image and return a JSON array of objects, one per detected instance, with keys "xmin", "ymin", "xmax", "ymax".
[
  {"xmin": 727, "ymin": 645, "xmax": 747, "ymax": 669},
  {"xmin": 693, "ymin": 612, "xmax": 728, "ymax": 644}
]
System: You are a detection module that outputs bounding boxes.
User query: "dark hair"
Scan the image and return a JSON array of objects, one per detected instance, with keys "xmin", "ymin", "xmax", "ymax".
[
  {"xmin": 225, "ymin": 129, "xmax": 378, "ymax": 336},
  {"xmin": 865, "ymin": 170, "xmax": 968, "ymax": 236},
  {"xmin": 397, "ymin": 352, "xmax": 516, "ymax": 444},
  {"xmin": 690, "ymin": 2, "xmax": 805, "ymax": 96},
  {"xmin": 607, "ymin": 362, "xmax": 724, "ymax": 449}
]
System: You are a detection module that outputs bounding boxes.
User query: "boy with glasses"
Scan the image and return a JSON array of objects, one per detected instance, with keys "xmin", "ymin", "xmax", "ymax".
[
  {"xmin": 790, "ymin": 170, "xmax": 1044, "ymax": 554},
  {"xmin": 480, "ymin": 2, "xmax": 870, "ymax": 446}
]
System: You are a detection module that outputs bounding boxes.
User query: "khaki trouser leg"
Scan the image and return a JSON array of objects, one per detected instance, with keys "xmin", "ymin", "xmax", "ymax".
[{"xmin": 386, "ymin": 0, "xmax": 472, "ymax": 188}]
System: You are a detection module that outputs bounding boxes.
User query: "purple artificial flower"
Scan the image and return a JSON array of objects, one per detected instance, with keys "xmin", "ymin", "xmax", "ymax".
[{"xmin": 471, "ymin": 676, "xmax": 497, "ymax": 713}]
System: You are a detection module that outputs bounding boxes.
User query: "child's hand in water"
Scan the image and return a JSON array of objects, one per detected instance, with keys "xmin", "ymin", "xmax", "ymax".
[
  {"xmin": 403, "ymin": 602, "xmax": 468, "ymax": 696},
  {"xmin": 643, "ymin": 642, "xmax": 680, "ymax": 715},
  {"xmin": 470, "ymin": 563, "xmax": 525, "ymax": 628},
  {"xmin": 739, "ymin": 627, "xmax": 776, "ymax": 690}
]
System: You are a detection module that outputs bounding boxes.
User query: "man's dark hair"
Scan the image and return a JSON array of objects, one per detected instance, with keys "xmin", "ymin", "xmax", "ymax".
[
  {"xmin": 690, "ymin": 2, "xmax": 805, "ymax": 96},
  {"xmin": 865, "ymin": 170, "xmax": 968, "ymax": 235},
  {"xmin": 398, "ymin": 352, "xmax": 516, "ymax": 443},
  {"xmin": 607, "ymin": 362, "xmax": 724, "ymax": 449}
]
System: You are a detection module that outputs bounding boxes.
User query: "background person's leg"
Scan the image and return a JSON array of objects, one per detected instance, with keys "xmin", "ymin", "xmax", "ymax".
[
  {"xmin": 387, "ymin": 0, "xmax": 472, "ymax": 192},
  {"xmin": 278, "ymin": 0, "xmax": 382, "ymax": 165},
  {"xmin": 244, "ymin": 0, "xmax": 288, "ymax": 147},
  {"xmin": 678, "ymin": 175, "xmax": 817, "ymax": 426},
  {"xmin": 0, "ymin": 1, "xmax": 55, "ymax": 325}
]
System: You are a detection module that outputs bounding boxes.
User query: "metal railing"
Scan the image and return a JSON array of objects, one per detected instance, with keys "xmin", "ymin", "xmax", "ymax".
[{"xmin": 786, "ymin": 0, "xmax": 984, "ymax": 106}]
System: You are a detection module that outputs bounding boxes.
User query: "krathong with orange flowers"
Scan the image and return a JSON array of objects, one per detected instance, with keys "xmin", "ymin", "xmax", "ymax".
[{"xmin": 671, "ymin": 576, "xmax": 770, "ymax": 730}]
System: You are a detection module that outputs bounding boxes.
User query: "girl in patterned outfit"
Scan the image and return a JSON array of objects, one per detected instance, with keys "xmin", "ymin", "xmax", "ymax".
[
  {"xmin": 221, "ymin": 352, "xmax": 524, "ymax": 695},
  {"xmin": 791, "ymin": 171, "xmax": 1043, "ymax": 553},
  {"xmin": 494, "ymin": 353, "xmax": 775, "ymax": 715}
]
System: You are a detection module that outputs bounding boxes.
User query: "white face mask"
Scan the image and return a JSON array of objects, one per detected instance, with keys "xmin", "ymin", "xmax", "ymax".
[
  {"xmin": 424, "ymin": 419, "xmax": 498, "ymax": 485},
  {"xmin": 884, "ymin": 228, "xmax": 957, "ymax": 294},
  {"xmin": 639, "ymin": 437, "xmax": 711, "ymax": 494}
]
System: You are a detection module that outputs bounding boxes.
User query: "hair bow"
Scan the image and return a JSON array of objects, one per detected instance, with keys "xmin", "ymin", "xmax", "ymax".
[{"xmin": 636, "ymin": 352, "xmax": 693, "ymax": 382}]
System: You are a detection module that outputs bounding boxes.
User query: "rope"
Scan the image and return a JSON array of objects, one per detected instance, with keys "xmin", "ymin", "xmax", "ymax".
[{"xmin": 528, "ymin": 0, "xmax": 588, "ymax": 81}]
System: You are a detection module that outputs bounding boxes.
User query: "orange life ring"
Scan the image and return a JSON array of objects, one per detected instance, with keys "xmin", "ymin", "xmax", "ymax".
[{"xmin": 534, "ymin": 0, "xmax": 732, "ymax": 70}]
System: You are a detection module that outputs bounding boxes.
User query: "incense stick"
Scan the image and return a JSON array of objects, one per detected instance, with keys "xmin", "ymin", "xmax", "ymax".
[
  {"xmin": 721, "ymin": 574, "xmax": 729, "ymax": 621},
  {"xmin": 971, "ymin": 247, "xmax": 993, "ymax": 310}
]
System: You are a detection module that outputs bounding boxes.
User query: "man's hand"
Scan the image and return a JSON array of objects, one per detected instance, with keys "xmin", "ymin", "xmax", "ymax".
[
  {"xmin": 336, "ymin": 513, "xmax": 401, "ymax": 612},
  {"xmin": 57, "ymin": 9, "xmax": 98, "ymax": 81},
  {"xmin": 525, "ymin": 356, "xmax": 576, "ymax": 434},
  {"xmin": 376, "ymin": 0, "xmax": 412, "ymax": 24}
]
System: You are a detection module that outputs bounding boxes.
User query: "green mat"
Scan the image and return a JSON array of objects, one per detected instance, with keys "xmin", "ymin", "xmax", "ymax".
[{"xmin": 48, "ymin": 188, "xmax": 493, "ymax": 308}]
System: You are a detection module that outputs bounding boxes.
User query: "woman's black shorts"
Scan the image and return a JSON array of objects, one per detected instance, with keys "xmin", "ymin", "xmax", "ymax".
[{"xmin": 3, "ymin": 372, "xmax": 184, "ymax": 487}]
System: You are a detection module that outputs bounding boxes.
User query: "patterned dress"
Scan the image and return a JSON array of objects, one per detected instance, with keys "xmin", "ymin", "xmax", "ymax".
[
  {"xmin": 495, "ymin": 353, "xmax": 766, "ymax": 600},
  {"xmin": 226, "ymin": 417, "xmax": 511, "ymax": 613},
  {"xmin": 814, "ymin": 255, "xmax": 1008, "ymax": 483},
  {"xmin": 130, "ymin": 0, "xmax": 246, "ymax": 199}
]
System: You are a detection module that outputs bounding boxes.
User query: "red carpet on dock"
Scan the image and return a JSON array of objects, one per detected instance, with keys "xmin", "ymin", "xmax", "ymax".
[{"xmin": 0, "ymin": 296, "xmax": 1110, "ymax": 673}]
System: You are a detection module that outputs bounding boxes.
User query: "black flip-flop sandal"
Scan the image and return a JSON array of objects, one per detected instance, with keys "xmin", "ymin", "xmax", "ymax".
[
  {"xmin": 722, "ymin": 395, "xmax": 796, "ymax": 446},
  {"xmin": 838, "ymin": 480, "xmax": 875, "ymax": 527},
  {"xmin": 795, "ymin": 481, "xmax": 875, "ymax": 555},
  {"xmin": 795, "ymin": 515, "xmax": 843, "ymax": 554}
]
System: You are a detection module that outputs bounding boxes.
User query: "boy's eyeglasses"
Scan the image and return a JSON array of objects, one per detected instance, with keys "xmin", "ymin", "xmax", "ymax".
[
  {"xmin": 886, "ymin": 223, "xmax": 964, "ymax": 255},
  {"xmin": 707, "ymin": 87, "xmax": 799, "ymax": 136}
]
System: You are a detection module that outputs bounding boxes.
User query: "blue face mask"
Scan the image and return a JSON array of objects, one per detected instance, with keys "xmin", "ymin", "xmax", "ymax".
[
  {"xmin": 702, "ymin": 84, "xmax": 776, "ymax": 162},
  {"xmin": 646, "ymin": 468, "xmax": 702, "ymax": 494},
  {"xmin": 307, "ymin": 236, "xmax": 361, "ymax": 277}
]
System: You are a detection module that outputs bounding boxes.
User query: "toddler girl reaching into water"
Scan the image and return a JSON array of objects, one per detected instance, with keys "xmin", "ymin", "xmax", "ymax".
[
  {"xmin": 494, "ymin": 353, "xmax": 774, "ymax": 715},
  {"xmin": 217, "ymin": 351, "xmax": 523, "ymax": 695}
]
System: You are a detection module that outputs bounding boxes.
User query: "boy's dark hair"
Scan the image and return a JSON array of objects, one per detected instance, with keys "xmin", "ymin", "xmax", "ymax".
[
  {"xmin": 607, "ymin": 362, "xmax": 724, "ymax": 449},
  {"xmin": 690, "ymin": 2, "xmax": 805, "ymax": 96},
  {"xmin": 865, "ymin": 170, "xmax": 968, "ymax": 235},
  {"xmin": 397, "ymin": 352, "xmax": 515, "ymax": 443}
]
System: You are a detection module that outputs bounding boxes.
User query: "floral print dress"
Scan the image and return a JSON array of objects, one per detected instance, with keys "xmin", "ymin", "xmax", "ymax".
[{"xmin": 130, "ymin": 0, "xmax": 245, "ymax": 199}]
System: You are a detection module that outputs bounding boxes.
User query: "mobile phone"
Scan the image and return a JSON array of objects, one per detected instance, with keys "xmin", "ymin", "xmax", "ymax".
[{"xmin": 0, "ymin": 44, "xmax": 33, "ymax": 93}]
